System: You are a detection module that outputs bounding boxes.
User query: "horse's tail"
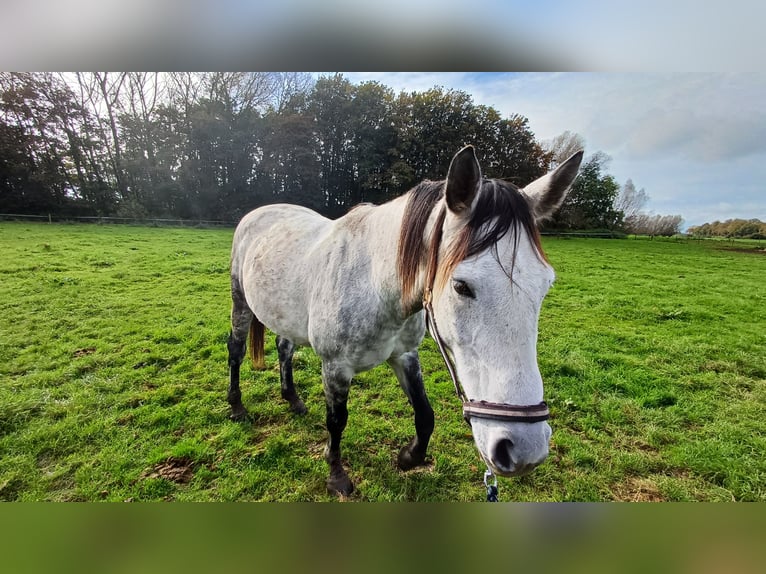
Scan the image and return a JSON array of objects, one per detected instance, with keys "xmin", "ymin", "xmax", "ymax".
[{"xmin": 249, "ymin": 316, "xmax": 266, "ymax": 370}]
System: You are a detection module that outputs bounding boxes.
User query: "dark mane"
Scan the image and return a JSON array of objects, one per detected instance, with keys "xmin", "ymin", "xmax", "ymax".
[
  {"xmin": 397, "ymin": 178, "xmax": 546, "ymax": 313},
  {"xmin": 397, "ymin": 180, "xmax": 444, "ymax": 311}
]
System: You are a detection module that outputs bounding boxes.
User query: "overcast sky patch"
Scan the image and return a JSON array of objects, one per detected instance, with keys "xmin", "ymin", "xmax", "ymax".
[{"xmin": 342, "ymin": 72, "xmax": 766, "ymax": 228}]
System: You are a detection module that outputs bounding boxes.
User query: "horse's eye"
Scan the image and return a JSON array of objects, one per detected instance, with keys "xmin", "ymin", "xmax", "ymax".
[{"xmin": 453, "ymin": 280, "xmax": 475, "ymax": 298}]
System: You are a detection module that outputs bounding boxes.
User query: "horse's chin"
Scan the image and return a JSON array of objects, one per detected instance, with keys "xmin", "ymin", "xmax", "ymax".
[{"xmin": 488, "ymin": 462, "xmax": 540, "ymax": 478}]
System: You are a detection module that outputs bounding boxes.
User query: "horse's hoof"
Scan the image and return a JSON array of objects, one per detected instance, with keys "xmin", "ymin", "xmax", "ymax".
[
  {"xmin": 397, "ymin": 444, "xmax": 426, "ymax": 471},
  {"xmin": 327, "ymin": 473, "xmax": 354, "ymax": 497},
  {"xmin": 229, "ymin": 406, "xmax": 250, "ymax": 422},
  {"xmin": 289, "ymin": 399, "xmax": 308, "ymax": 415}
]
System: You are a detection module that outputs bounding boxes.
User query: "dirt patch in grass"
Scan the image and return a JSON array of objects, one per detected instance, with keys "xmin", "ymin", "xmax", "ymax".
[
  {"xmin": 142, "ymin": 457, "xmax": 195, "ymax": 484},
  {"xmin": 716, "ymin": 246, "xmax": 766, "ymax": 255},
  {"xmin": 0, "ymin": 477, "xmax": 23, "ymax": 501},
  {"xmin": 308, "ymin": 440, "xmax": 326, "ymax": 460},
  {"xmin": 73, "ymin": 347, "xmax": 96, "ymax": 357},
  {"xmin": 612, "ymin": 477, "xmax": 666, "ymax": 502}
]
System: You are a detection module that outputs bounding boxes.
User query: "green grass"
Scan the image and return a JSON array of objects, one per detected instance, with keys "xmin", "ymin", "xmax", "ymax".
[{"xmin": 1, "ymin": 223, "xmax": 764, "ymax": 501}]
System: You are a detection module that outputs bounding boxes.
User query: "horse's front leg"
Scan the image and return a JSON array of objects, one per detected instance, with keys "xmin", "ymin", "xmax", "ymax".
[
  {"xmin": 322, "ymin": 363, "xmax": 354, "ymax": 496},
  {"xmin": 388, "ymin": 350, "xmax": 434, "ymax": 470}
]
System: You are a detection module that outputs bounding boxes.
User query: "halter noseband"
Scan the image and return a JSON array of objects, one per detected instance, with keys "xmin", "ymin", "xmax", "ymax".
[{"xmin": 422, "ymin": 207, "xmax": 550, "ymax": 426}]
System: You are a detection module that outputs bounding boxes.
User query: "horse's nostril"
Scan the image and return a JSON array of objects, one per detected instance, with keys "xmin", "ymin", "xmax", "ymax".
[{"xmin": 493, "ymin": 439, "xmax": 514, "ymax": 470}]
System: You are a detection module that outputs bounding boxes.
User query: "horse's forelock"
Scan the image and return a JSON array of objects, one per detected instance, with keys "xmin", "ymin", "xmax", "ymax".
[
  {"xmin": 397, "ymin": 178, "xmax": 546, "ymax": 313},
  {"xmin": 469, "ymin": 179, "xmax": 546, "ymax": 264},
  {"xmin": 435, "ymin": 179, "xmax": 547, "ymax": 292}
]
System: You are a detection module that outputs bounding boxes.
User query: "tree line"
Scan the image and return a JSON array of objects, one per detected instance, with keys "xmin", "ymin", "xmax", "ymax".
[
  {"xmin": 544, "ymin": 131, "xmax": 683, "ymax": 235},
  {"xmin": 1, "ymin": 72, "xmax": 682, "ymax": 234},
  {"xmin": 687, "ymin": 219, "xmax": 766, "ymax": 239}
]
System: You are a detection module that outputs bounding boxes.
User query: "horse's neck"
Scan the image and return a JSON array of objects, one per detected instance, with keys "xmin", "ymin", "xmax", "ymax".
[{"xmin": 365, "ymin": 196, "xmax": 410, "ymax": 291}]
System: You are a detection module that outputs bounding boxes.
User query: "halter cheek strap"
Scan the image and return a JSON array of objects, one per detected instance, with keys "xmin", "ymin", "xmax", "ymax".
[{"xmin": 423, "ymin": 289, "xmax": 549, "ymax": 425}]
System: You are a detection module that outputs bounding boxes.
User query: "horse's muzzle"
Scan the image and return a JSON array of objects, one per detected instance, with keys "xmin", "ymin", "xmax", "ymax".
[{"xmin": 484, "ymin": 421, "xmax": 551, "ymax": 477}]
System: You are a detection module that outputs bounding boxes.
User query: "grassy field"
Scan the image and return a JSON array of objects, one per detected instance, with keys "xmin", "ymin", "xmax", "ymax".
[{"xmin": 1, "ymin": 222, "xmax": 764, "ymax": 501}]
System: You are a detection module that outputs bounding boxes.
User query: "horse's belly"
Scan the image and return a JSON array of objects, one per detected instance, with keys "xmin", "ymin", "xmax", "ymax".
[
  {"xmin": 312, "ymin": 312, "xmax": 426, "ymax": 375},
  {"xmin": 244, "ymin": 261, "xmax": 313, "ymax": 346},
  {"xmin": 244, "ymin": 262, "xmax": 309, "ymax": 342}
]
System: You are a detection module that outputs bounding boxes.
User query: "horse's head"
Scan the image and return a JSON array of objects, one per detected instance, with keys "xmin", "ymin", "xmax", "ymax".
[{"xmin": 429, "ymin": 145, "xmax": 582, "ymax": 477}]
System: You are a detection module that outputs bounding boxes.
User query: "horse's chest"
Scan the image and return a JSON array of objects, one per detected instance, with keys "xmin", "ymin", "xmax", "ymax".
[
  {"xmin": 310, "ymin": 298, "xmax": 424, "ymax": 372},
  {"xmin": 339, "ymin": 323, "xmax": 409, "ymax": 372}
]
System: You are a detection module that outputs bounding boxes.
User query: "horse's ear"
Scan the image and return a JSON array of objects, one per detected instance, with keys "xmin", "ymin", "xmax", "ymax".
[
  {"xmin": 445, "ymin": 145, "xmax": 482, "ymax": 215},
  {"xmin": 523, "ymin": 151, "xmax": 584, "ymax": 223}
]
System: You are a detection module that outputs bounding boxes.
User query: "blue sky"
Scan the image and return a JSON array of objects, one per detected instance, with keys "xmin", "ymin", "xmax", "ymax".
[{"xmin": 342, "ymin": 73, "xmax": 766, "ymax": 229}]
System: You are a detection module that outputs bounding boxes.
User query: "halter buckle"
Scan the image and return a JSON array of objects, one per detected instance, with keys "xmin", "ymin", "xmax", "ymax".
[
  {"xmin": 422, "ymin": 287, "xmax": 433, "ymax": 307},
  {"xmin": 483, "ymin": 467, "xmax": 497, "ymax": 489}
]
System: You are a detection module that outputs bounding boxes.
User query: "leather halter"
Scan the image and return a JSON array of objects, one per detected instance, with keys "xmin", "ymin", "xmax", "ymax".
[{"xmin": 422, "ymin": 207, "xmax": 550, "ymax": 426}]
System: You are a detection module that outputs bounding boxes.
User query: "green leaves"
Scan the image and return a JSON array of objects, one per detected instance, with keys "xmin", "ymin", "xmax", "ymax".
[
  {"xmin": 1, "ymin": 73, "xmax": 552, "ymax": 223},
  {"xmin": 552, "ymin": 152, "xmax": 623, "ymax": 230}
]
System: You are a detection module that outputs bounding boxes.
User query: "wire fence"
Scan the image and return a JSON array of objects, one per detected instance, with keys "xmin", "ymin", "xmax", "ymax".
[
  {"xmin": 3, "ymin": 213, "xmax": 628, "ymax": 237},
  {"xmin": 0, "ymin": 213, "xmax": 236, "ymax": 227},
  {"xmin": 540, "ymin": 231, "xmax": 625, "ymax": 239}
]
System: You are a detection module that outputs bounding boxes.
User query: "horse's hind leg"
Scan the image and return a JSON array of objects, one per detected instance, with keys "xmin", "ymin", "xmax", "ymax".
[
  {"xmin": 227, "ymin": 280, "xmax": 252, "ymax": 422},
  {"xmin": 388, "ymin": 350, "xmax": 434, "ymax": 471},
  {"xmin": 276, "ymin": 335, "xmax": 307, "ymax": 415}
]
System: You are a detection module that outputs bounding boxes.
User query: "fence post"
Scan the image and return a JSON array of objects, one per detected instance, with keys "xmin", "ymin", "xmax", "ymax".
[{"xmin": 48, "ymin": 214, "xmax": 52, "ymax": 224}]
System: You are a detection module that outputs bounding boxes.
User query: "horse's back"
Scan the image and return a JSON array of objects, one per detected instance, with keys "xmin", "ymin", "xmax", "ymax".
[
  {"xmin": 233, "ymin": 203, "xmax": 329, "ymax": 248},
  {"xmin": 232, "ymin": 204, "xmax": 331, "ymax": 345}
]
